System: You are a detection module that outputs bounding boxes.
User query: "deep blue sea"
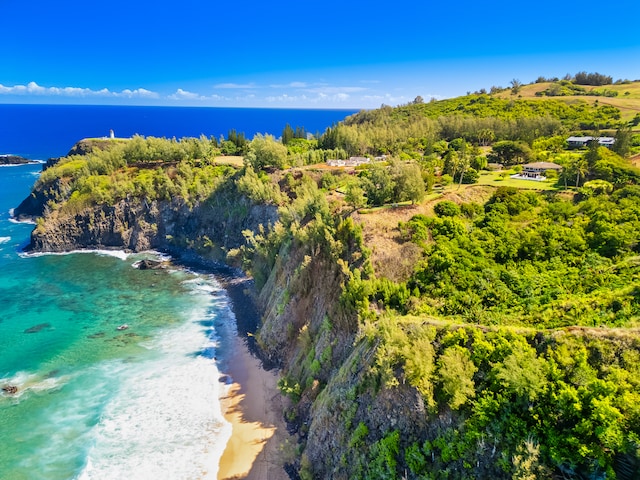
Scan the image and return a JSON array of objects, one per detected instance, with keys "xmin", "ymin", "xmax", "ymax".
[
  {"xmin": 0, "ymin": 105, "xmax": 355, "ymax": 479},
  {"xmin": 0, "ymin": 104, "xmax": 357, "ymax": 160}
]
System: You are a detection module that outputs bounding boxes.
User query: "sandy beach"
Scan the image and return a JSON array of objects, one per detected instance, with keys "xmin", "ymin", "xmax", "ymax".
[
  {"xmin": 217, "ymin": 334, "xmax": 291, "ymax": 480},
  {"xmin": 162, "ymin": 255, "xmax": 292, "ymax": 479}
]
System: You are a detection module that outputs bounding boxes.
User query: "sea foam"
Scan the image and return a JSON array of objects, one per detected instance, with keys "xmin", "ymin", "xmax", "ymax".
[
  {"xmin": 76, "ymin": 281, "xmax": 231, "ymax": 480},
  {"xmin": 0, "ymin": 370, "xmax": 68, "ymax": 400},
  {"xmin": 20, "ymin": 248, "xmax": 131, "ymax": 261}
]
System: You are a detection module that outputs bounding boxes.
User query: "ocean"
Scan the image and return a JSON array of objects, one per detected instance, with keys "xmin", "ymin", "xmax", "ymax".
[
  {"xmin": 0, "ymin": 105, "xmax": 356, "ymax": 479},
  {"xmin": 0, "ymin": 104, "xmax": 357, "ymax": 160}
]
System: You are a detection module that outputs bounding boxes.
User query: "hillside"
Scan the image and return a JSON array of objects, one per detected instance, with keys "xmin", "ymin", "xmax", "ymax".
[
  {"xmin": 14, "ymin": 84, "xmax": 640, "ymax": 480},
  {"xmin": 494, "ymin": 80, "xmax": 640, "ymax": 124}
]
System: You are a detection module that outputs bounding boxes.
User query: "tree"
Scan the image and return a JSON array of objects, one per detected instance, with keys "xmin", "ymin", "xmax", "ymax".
[
  {"xmin": 461, "ymin": 167, "xmax": 479, "ymax": 184},
  {"xmin": 345, "ymin": 180, "xmax": 367, "ymax": 212},
  {"xmin": 487, "ymin": 141, "xmax": 533, "ymax": 166},
  {"xmin": 246, "ymin": 134, "xmax": 288, "ymax": 170},
  {"xmin": 559, "ymin": 157, "xmax": 588, "ymax": 188},
  {"xmin": 294, "ymin": 125, "xmax": 306, "ymax": 139},
  {"xmin": 361, "ymin": 163, "xmax": 394, "ymax": 206},
  {"xmin": 470, "ymin": 150, "xmax": 488, "ymax": 171},
  {"xmin": 584, "ymin": 139, "xmax": 602, "ymax": 169},
  {"xmin": 434, "ymin": 200, "xmax": 461, "ymax": 217},
  {"xmin": 495, "ymin": 342, "xmax": 547, "ymax": 402},
  {"xmin": 582, "ymin": 179, "xmax": 613, "ymax": 196},
  {"xmin": 573, "ymin": 71, "xmax": 613, "ymax": 86},
  {"xmin": 437, "ymin": 346, "xmax": 478, "ymax": 409},
  {"xmin": 227, "ymin": 129, "xmax": 248, "ymax": 154},
  {"xmin": 443, "ymin": 149, "xmax": 460, "ymax": 177},
  {"xmin": 220, "ymin": 140, "xmax": 238, "ymax": 155},
  {"xmin": 612, "ymin": 126, "xmax": 632, "ymax": 157},
  {"xmin": 392, "ymin": 161, "xmax": 425, "ymax": 204},
  {"xmin": 476, "ymin": 128, "xmax": 495, "ymax": 147},
  {"xmin": 282, "ymin": 124, "xmax": 294, "ymax": 145},
  {"xmin": 511, "ymin": 79, "xmax": 523, "ymax": 95}
]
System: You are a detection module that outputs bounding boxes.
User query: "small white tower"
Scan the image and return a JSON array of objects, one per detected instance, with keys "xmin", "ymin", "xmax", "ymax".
[{"xmin": 110, "ymin": 129, "xmax": 115, "ymax": 139}]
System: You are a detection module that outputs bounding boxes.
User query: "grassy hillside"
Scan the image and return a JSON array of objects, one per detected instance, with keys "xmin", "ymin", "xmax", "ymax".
[{"xmin": 495, "ymin": 81, "xmax": 640, "ymax": 124}]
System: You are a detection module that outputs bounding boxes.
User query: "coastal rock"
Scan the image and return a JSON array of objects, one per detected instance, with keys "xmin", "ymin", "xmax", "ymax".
[
  {"xmin": 1, "ymin": 385, "xmax": 18, "ymax": 395},
  {"xmin": 135, "ymin": 259, "xmax": 164, "ymax": 270},
  {"xmin": 13, "ymin": 177, "xmax": 67, "ymax": 219},
  {"xmin": 0, "ymin": 154, "xmax": 37, "ymax": 165}
]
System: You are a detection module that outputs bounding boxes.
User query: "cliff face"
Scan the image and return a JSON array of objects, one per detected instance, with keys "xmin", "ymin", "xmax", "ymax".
[{"xmin": 28, "ymin": 196, "xmax": 277, "ymax": 257}]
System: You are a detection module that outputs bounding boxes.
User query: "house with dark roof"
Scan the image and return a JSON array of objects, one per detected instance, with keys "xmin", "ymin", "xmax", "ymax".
[{"xmin": 567, "ymin": 136, "xmax": 615, "ymax": 149}]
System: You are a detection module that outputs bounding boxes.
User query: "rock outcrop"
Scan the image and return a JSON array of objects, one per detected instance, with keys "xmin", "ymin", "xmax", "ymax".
[
  {"xmin": 0, "ymin": 154, "xmax": 37, "ymax": 165},
  {"xmin": 1, "ymin": 385, "xmax": 18, "ymax": 395},
  {"xmin": 27, "ymin": 195, "xmax": 277, "ymax": 257},
  {"xmin": 134, "ymin": 259, "xmax": 164, "ymax": 270}
]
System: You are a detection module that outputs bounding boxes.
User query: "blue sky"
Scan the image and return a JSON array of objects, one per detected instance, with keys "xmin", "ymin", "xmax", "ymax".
[{"xmin": 2, "ymin": 0, "xmax": 639, "ymax": 109}]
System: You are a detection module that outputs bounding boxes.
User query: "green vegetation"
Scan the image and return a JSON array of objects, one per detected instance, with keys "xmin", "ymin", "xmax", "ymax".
[
  {"xmin": 25, "ymin": 73, "xmax": 640, "ymax": 480},
  {"xmin": 37, "ymin": 135, "xmax": 237, "ymax": 213},
  {"xmin": 361, "ymin": 321, "xmax": 640, "ymax": 480},
  {"xmin": 392, "ymin": 186, "xmax": 640, "ymax": 327}
]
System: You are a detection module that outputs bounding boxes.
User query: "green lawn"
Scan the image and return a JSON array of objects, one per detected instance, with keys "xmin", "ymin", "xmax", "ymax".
[{"xmin": 474, "ymin": 171, "xmax": 562, "ymax": 190}]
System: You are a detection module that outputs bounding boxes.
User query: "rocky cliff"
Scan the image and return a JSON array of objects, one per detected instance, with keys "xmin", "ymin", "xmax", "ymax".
[{"xmin": 26, "ymin": 192, "xmax": 277, "ymax": 259}]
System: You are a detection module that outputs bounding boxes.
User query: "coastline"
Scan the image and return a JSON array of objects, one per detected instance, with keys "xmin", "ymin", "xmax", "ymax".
[
  {"xmin": 13, "ymin": 240, "xmax": 293, "ymax": 478},
  {"xmin": 195, "ymin": 253, "xmax": 290, "ymax": 480},
  {"xmin": 217, "ymin": 334, "xmax": 290, "ymax": 480}
]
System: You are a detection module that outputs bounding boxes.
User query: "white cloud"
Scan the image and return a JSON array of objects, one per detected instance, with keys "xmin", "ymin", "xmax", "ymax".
[
  {"xmin": 0, "ymin": 82, "xmax": 159, "ymax": 99},
  {"xmin": 0, "ymin": 80, "xmax": 424, "ymax": 108},
  {"xmin": 236, "ymin": 94, "xmax": 256, "ymax": 101},
  {"xmin": 213, "ymin": 82, "xmax": 257, "ymax": 89},
  {"xmin": 265, "ymin": 94, "xmax": 308, "ymax": 103},
  {"xmin": 265, "ymin": 92, "xmax": 353, "ymax": 105},
  {"xmin": 168, "ymin": 89, "xmax": 234, "ymax": 102},
  {"xmin": 269, "ymin": 81, "xmax": 309, "ymax": 88},
  {"xmin": 303, "ymin": 86, "xmax": 366, "ymax": 95},
  {"xmin": 168, "ymin": 88, "xmax": 203, "ymax": 100},
  {"xmin": 116, "ymin": 88, "xmax": 159, "ymax": 98}
]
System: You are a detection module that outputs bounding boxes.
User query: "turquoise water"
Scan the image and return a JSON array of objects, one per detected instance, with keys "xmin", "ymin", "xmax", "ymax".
[{"xmin": 0, "ymin": 164, "xmax": 233, "ymax": 479}]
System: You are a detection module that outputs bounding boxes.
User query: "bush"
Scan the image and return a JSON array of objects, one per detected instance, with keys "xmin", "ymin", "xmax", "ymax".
[
  {"xmin": 462, "ymin": 167, "xmax": 479, "ymax": 184},
  {"xmin": 434, "ymin": 200, "xmax": 461, "ymax": 217}
]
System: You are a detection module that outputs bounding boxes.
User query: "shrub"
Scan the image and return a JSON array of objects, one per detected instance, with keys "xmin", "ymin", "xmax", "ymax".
[{"xmin": 434, "ymin": 200, "xmax": 461, "ymax": 217}]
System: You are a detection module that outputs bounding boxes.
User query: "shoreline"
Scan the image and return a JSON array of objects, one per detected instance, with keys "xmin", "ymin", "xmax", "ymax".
[
  {"xmin": 217, "ymin": 334, "xmax": 290, "ymax": 480},
  {"xmin": 192, "ymin": 251, "xmax": 290, "ymax": 479},
  {"xmin": 12, "ymin": 242, "xmax": 293, "ymax": 478}
]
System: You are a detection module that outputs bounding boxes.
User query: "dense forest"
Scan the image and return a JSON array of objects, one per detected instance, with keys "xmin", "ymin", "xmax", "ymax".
[{"xmin": 23, "ymin": 74, "xmax": 640, "ymax": 479}]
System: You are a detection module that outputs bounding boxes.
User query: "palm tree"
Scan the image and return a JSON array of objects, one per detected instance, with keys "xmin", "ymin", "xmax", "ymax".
[{"xmin": 571, "ymin": 156, "xmax": 589, "ymax": 187}]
